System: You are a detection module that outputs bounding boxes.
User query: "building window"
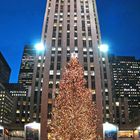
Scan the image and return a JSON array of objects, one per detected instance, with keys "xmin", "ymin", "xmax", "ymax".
[
  {"xmin": 67, "ymin": 56, "xmax": 70, "ymax": 62},
  {"xmin": 48, "ymin": 104, "xmax": 52, "ymax": 112},
  {"xmin": 89, "ymin": 40, "xmax": 92, "ymax": 47},
  {"xmin": 52, "ymin": 40, "xmax": 55, "ymax": 46},
  {"xmin": 68, "ymin": 5, "xmax": 70, "ymax": 12},
  {"xmin": 58, "ymin": 32, "xmax": 62, "ymax": 38},
  {"xmin": 74, "ymin": 39, "xmax": 78, "ymax": 46},
  {"xmin": 81, "ymin": 5, "xmax": 84, "ymax": 13},
  {"xmin": 90, "ymin": 57, "xmax": 94, "ymax": 62},
  {"xmin": 56, "ymin": 75, "xmax": 60, "ymax": 79},
  {"xmin": 49, "ymin": 82, "xmax": 53, "ymax": 88},
  {"xmin": 84, "ymin": 57, "xmax": 87, "ymax": 62},
  {"xmin": 82, "ymin": 20, "xmax": 85, "ymax": 31},
  {"xmin": 57, "ymin": 63, "xmax": 61, "ymax": 70},
  {"xmin": 58, "ymin": 39, "xmax": 61, "ymax": 46},
  {"xmin": 83, "ymin": 40, "xmax": 86, "ymax": 47},
  {"xmin": 49, "ymin": 75, "xmax": 53, "ymax": 79},
  {"xmin": 91, "ymin": 81, "xmax": 95, "ymax": 89},
  {"xmin": 48, "ymin": 92, "xmax": 52, "ymax": 99},
  {"xmin": 67, "ymin": 39, "xmax": 70, "ymax": 46},
  {"xmin": 84, "ymin": 65, "xmax": 88, "ymax": 70}
]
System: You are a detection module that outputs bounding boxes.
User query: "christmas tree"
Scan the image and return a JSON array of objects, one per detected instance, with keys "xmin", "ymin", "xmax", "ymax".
[{"xmin": 50, "ymin": 56, "xmax": 97, "ymax": 140}]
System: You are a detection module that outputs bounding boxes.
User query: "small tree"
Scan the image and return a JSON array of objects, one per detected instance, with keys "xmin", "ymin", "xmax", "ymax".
[{"xmin": 50, "ymin": 57, "xmax": 97, "ymax": 140}]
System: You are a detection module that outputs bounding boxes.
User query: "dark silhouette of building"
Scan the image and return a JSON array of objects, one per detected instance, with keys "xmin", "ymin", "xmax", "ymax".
[
  {"xmin": 15, "ymin": 45, "xmax": 36, "ymax": 125},
  {"xmin": 0, "ymin": 52, "xmax": 11, "ymax": 90}
]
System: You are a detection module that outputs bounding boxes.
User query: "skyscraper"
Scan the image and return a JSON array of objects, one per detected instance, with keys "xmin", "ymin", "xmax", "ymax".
[
  {"xmin": 15, "ymin": 45, "xmax": 36, "ymax": 125},
  {"xmin": 0, "ymin": 52, "xmax": 13, "ymax": 126},
  {"xmin": 0, "ymin": 90, "xmax": 14, "ymax": 126},
  {"xmin": 31, "ymin": 0, "xmax": 112, "ymax": 139},
  {"xmin": 109, "ymin": 55, "xmax": 140, "ymax": 128},
  {"xmin": 4, "ymin": 83, "xmax": 27, "ymax": 126},
  {"xmin": 18, "ymin": 45, "xmax": 36, "ymax": 91}
]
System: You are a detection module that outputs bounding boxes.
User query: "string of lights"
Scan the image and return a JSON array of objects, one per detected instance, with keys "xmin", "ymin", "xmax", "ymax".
[{"xmin": 50, "ymin": 57, "xmax": 97, "ymax": 140}]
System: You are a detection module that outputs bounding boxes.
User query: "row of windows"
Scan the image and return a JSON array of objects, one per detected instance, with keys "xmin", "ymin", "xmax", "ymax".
[
  {"xmin": 47, "ymin": 74, "xmax": 95, "ymax": 89},
  {"xmin": 45, "ymin": 0, "xmax": 100, "ymax": 42},
  {"xmin": 51, "ymin": 37, "xmax": 93, "ymax": 48},
  {"xmin": 49, "ymin": 0, "xmax": 95, "ymax": 47}
]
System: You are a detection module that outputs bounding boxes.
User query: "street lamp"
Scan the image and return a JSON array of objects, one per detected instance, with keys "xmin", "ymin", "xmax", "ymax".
[
  {"xmin": 24, "ymin": 122, "xmax": 40, "ymax": 140},
  {"xmin": 99, "ymin": 44, "xmax": 109, "ymax": 53},
  {"xmin": 35, "ymin": 42, "xmax": 45, "ymax": 52},
  {"xmin": 103, "ymin": 122, "xmax": 118, "ymax": 131},
  {"xmin": 103, "ymin": 122, "xmax": 118, "ymax": 140},
  {"xmin": 28, "ymin": 121, "xmax": 40, "ymax": 129}
]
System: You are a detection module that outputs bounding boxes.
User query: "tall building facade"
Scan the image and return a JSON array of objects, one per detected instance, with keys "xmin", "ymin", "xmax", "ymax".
[
  {"xmin": 29, "ymin": 0, "xmax": 113, "ymax": 139},
  {"xmin": 31, "ymin": 0, "xmax": 112, "ymax": 140},
  {"xmin": 18, "ymin": 45, "xmax": 36, "ymax": 91},
  {"xmin": 4, "ymin": 83, "xmax": 27, "ymax": 127},
  {"xmin": 0, "ymin": 52, "xmax": 14, "ymax": 126},
  {"xmin": 14, "ymin": 45, "xmax": 36, "ymax": 125},
  {"xmin": 109, "ymin": 55, "xmax": 140, "ymax": 128},
  {"xmin": 0, "ymin": 90, "xmax": 14, "ymax": 126}
]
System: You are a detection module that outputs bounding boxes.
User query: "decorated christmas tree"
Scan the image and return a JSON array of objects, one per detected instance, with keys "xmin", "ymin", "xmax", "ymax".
[{"xmin": 50, "ymin": 55, "xmax": 97, "ymax": 140}]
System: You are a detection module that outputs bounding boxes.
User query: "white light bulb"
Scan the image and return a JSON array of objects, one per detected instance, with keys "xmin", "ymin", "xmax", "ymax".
[
  {"xmin": 35, "ymin": 43, "xmax": 45, "ymax": 51},
  {"xmin": 99, "ymin": 44, "xmax": 109, "ymax": 52}
]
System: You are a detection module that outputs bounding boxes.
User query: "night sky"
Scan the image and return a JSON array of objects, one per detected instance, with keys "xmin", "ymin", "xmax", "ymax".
[{"xmin": 0, "ymin": 0, "xmax": 140, "ymax": 83}]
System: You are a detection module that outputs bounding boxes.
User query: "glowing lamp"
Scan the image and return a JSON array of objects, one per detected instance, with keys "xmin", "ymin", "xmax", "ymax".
[
  {"xmin": 24, "ymin": 122, "xmax": 40, "ymax": 140},
  {"xmin": 35, "ymin": 43, "xmax": 45, "ymax": 51},
  {"xmin": 25, "ymin": 122, "xmax": 40, "ymax": 130},
  {"xmin": 137, "ymin": 126, "xmax": 140, "ymax": 130},
  {"xmin": 0, "ymin": 125, "xmax": 4, "ymax": 130},
  {"xmin": 99, "ymin": 44, "xmax": 109, "ymax": 52},
  {"xmin": 103, "ymin": 122, "xmax": 118, "ymax": 131}
]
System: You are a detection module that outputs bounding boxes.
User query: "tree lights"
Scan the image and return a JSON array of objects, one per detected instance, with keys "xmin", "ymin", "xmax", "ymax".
[{"xmin": 50, "ymin": 57, "xmax": 97, "ymax": 140}]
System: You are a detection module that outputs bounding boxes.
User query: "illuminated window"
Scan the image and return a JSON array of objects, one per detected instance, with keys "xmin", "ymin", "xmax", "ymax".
[
  {"xmin": 105, "ymin": 89, "xmax": 108, "ymax": 92},
  {"xmin": 49, "ymin": 70, "xmax": 54, "ymax": 75},
  {"xmin": 116, "ymin": 102, "xmax": 119, "ymax": 106},
  {"xmin": 106, "ymin": 114, "xmax": 109, "ymax": 118},
  {"xmin": 22, "ymin": 118, "xmax": 25, "ymax": 122}
]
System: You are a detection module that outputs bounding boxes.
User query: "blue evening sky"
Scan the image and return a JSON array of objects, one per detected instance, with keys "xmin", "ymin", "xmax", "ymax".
[{"xmin": 0, "ymin": 0, "xmax": 140, "ymax": 82}]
